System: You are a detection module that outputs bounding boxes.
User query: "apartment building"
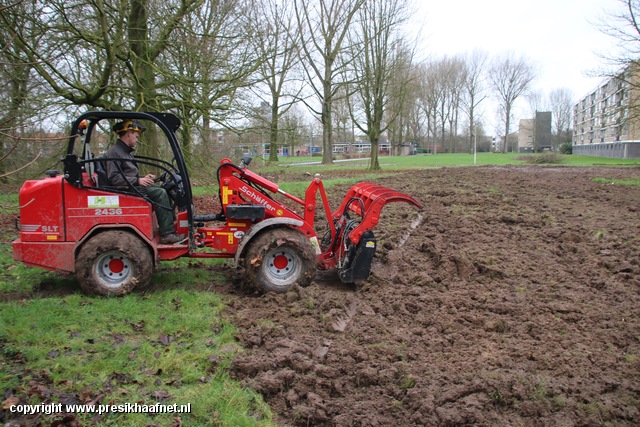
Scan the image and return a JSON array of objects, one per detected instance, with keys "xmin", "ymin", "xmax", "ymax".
[
  {"xmin": 518, "ymin": 111, "xmax": 552, "ymax": 152},
  {"xmin": 572, "ymin": 67, "xmax": 640, "ymax": 158}
]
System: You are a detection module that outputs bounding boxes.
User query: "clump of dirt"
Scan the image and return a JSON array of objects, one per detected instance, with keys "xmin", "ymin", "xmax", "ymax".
[{"xmin": 225, "ymin": 165, "xmax": 640, "ymax": 426}]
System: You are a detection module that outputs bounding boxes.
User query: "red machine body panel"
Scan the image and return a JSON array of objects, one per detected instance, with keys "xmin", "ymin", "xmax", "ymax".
[
  {"xmin": 16, "ymin": 176, "xmax": 66, "ymax": 243},
  {"xmin": 63, "ymin": 181, "xmax": 156, "ymax": 243},
  {"xmin": 13, "ymin": 172, "xmax": 163, "ymax": 272},
  {"xmin": 12, "ymin": 241, "xmax": 77, "ymax": 273},
  {"xmin": 13, "ymin": 175, "xmax": 73, "ymax": 272}
]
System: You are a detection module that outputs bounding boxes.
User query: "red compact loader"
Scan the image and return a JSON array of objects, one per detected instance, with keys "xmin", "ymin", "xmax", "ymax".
[{"xmin": 12, "ymin": 111, "xmax": 421, "ymax": 296}]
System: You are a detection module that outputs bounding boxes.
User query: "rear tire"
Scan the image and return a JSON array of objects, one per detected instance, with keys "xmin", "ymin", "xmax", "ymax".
[
  {"xmin": 244, "ymin": 228, "xmax": 316, "ymax": 293},
  {"xmin": 76, "ymin": 230, "xmax": 153, "ymax": 296}
]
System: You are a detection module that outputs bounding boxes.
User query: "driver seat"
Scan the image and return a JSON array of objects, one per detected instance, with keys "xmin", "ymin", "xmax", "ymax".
[{"xmin": 94, "ymin": 158, "xmax": 110, "ymax": 187}]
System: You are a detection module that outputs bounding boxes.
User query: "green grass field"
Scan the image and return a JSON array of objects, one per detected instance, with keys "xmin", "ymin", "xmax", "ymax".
[
  {"xmin": 1, "ymin": 151, "xmax": 638, "ymax": 426},
  {"xmin": 258, "ymin": 152, "xmax": 640, "ymax": 172},
  {"xmin": 242, "ymin": 152, "xmax": 640, "ymax": 195}
]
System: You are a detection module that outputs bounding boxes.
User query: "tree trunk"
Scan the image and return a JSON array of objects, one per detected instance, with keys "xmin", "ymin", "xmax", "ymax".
[
  {"xmin": 322, "ymin": 78, "xmax": 333, "ymax": 164},
  {"xmin": 368, "ymin": 133, "xmax": 381, "ymax": 171},
  {"xmin": 269, "ymin": 101, "xmax": 279, "ymax": 162},
  {"xmin": 504, "ymin": 118, "xmax": 511, "ymax": 153},
  {"xmin": 129, "ymin": 0, "xmax": 160, "ymax": 158},
  {"xmin": 469, "ymin": 107, "xmax": 475, "ymax": 153},
  {"xmin": 180, "ymin": 121, "xmax": 192, "ymax": 167}
]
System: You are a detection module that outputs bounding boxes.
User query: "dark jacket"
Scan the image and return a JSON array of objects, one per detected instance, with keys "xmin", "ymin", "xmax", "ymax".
[{"xmin": 104, "ymin": 139, "xmax": 139, "ymax": 187}]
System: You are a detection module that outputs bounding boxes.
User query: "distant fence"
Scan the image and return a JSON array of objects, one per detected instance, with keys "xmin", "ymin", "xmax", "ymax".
[{"xmin": 572, "ymin": 141, "xmax": 640, "ymax": 159}]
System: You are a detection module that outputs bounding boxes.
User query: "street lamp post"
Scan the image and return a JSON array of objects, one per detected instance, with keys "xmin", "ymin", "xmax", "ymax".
[
  {"xmin": 473, "ymin": 131, "xmax": 477, "ymax": 165},
  {"xmin": 309, "ymin": 125, "xmax": 313, "ymax": 159}
]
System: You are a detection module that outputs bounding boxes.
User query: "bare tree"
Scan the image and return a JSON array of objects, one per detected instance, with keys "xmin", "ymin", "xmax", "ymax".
[
  {"xmin": 489, "ymin": 53, "xmax": 536, "ymax": 153},
  {"xmin": 247, "ymin": 0, "xmax": 302, "ymax": 162},
  {"xmin": 293, "ymin": 0, "xmax": 365, "ymax": 164},
  {"xmin": 0, "ymin": 0, "xmax": 261, "ymax": 156},
  {"xmin": 0, "ymin": 0, "xmax": 68, "ymax": 183},
  {"xmin": 165, "ymin": 0, "xmax": 261, "ymax": 164},
  {"xmin": 548, "ymin": 87, "xmax": 574, "ymax": 149},
  {"xmin": 2, "ymin": 0, "xmax": 133, "ymax": 109},
  {"xmin": 461, "ymin": 50, "xmax": 488, "ymax": 153},
  {"xmin": 405, "ymin": 96, "xmax": 426, "ymax": 150},
  {"xmin": 596, "ymin": 0, "xmax": 640, "ymax": 121},
  {"xmin": 596, "ymin": 0, "xmax": 640, "ymax": 68},
  {"xmin": 441, "ymin": 56, "xmax": 466, "ymax": 153},
  {"xmin": 281, "ymin": 106, "xmax": 308, "ymax": 156},
  {"xmin": 417, "ymin": 60, "xmax": 442, "ymax": 153},
  {"xmin": 526, "ymin": 90, "xmax": 549, "ymax": 115},
  {"xmin": 332, "ymin": 87, "xmax": 353, "ymax": 146},
  {"xmin": 418, "ymin": 57, "xmax": 465, "ymax": 153},
  {"xmin": 347, "ymin": 0, "xmax": 410, "ymax": 170},
  {"xmin": 0, "ymin": 1, "xmax": 29, "ymax": 181},
  {"xmin": 386, "ymin": 42, "xmax": 419, "ymax": 156}
]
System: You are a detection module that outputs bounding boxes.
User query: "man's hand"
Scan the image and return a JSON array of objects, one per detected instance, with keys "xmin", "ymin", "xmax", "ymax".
[{"xmin": 138, "ymin": 174, "xmax": 156, "ymax": 187}]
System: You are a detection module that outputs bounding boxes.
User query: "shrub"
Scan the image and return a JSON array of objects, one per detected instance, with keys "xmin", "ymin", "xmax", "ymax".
[
  {"xmin": 519, "ymin": 152, "xmax": 565, "ymax": 164},
  {"xmin": 559, "ymin": 142, "xmax": 573, "ymax": 154}
]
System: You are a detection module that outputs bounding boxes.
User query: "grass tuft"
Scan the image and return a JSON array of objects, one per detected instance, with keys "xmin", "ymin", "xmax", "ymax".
[{"xmin": 592, "ymin": 176, "xmax": 640, "ymax": 186}]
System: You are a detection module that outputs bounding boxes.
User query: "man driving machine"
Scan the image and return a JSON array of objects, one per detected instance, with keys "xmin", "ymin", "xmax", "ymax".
[{"xmin": 105, "ymin": 120, "xmax": 185, "ymax": 245}]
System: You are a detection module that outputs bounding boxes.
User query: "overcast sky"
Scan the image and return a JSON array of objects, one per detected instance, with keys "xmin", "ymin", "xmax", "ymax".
[{"xmin": 408, "ymin": 0, "xmax": 622, "ymax": 131}]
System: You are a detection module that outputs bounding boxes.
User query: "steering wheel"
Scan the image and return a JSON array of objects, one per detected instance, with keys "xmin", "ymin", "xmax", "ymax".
[
  {"xmin": 156, "ymin": 171, "xmax": 187, "ymax": 208},
  {"xmin": 155, "ymin": 171, "xmax": 172, "ymax": 188}
]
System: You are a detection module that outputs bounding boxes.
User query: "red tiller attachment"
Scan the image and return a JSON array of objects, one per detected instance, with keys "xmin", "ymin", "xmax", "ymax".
[
  {"xmin": 320, "ymin": 182, "xmax": 422, "ymax": 284},
  {"xmin": 332, "ymin": 182, "xmax": 422, "ymax": 246}
]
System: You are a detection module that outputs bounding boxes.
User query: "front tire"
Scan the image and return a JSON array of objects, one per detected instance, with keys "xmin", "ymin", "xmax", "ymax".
[
  {"xmin": 244, "ymin": 228, "xmax": 316, "ymax": 293},
  {"xmin": 76, "ymin": 230, "xmax": 153, "ymax": 296}
]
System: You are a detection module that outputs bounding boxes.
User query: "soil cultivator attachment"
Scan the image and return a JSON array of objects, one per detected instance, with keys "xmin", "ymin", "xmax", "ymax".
[
  {"xmin": 220, "ymin": 158, "xmax": 422, "ymax": 288},
  {"xmin": 216, "ymin": 157, "xmax": 421, "ymax": 289},
  {"xmin": 319, "ymin": 182, "xmax": 422, "ymax": 283}
]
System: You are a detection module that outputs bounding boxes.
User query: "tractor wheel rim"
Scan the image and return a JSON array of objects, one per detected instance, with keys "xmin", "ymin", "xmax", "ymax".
[
  {"xmin": 95, "ymin": 251, "xmax": 133, "ymax": 288},
  {"xmin": 267, "ymin": 250, "xmax": 297, "ymax": 279}
]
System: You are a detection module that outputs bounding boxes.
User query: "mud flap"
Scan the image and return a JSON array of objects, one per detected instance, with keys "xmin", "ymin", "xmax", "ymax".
[{"xmin": 338, "ymin": 230, "xmax": 376, "ymax": 283}]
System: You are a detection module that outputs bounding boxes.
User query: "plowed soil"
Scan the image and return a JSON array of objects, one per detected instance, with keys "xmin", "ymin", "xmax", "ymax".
[
  {"xmin": 226, "ymin": 165, "xmax": 640, "ymax": 426},
  {"xmin": 3, "ymin": 165, "xmax": 639, "ymax": 426}
]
